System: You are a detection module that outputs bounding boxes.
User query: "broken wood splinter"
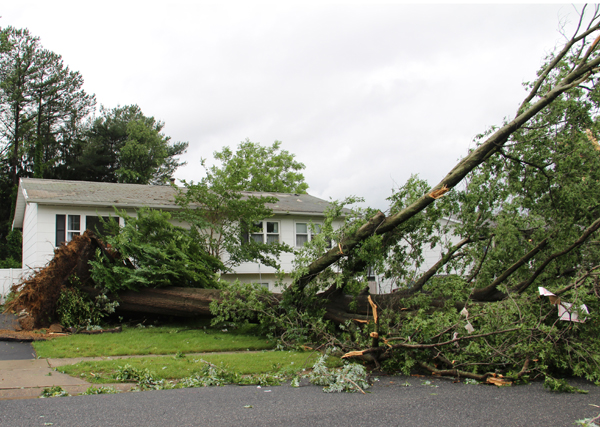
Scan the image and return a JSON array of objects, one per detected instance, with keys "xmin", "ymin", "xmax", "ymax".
[
  {"xmin": 342, "ymin": 350, "xmax": 367, "ymax": 359},
  {"xmin": 428, "ymin": 185, "xmax": 450, "ymax": 199}
]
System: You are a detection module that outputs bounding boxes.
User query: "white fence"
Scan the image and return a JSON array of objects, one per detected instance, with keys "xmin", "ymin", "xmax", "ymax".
[{"xmin": 0, "ymin": 268, "xmax": 25, "ymax": 303}]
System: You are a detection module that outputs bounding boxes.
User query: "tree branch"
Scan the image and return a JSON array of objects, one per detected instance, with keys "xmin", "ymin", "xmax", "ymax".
[
  {"xmin": 515, "ymin": 216, "xmax": 600, "ymax": 293},
  {"xmin": 470, "ymin": 237, "xmax": 550, "ymax": 301},
  {"xmin": 289, "ymin": 23, "xmax": 600, "ymax": 295},
  {"xmin": 401, "ymin": 237, "xmax": 472, "ymax": 296}
]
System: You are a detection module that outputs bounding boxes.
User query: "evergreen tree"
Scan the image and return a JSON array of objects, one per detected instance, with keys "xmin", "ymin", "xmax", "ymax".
[
  {"xmin": 72, "ymin": 104, "xmax": 188, "ymax": 184},
  {"xmin": 0, "ymin": 27, "xmax": 95, "ymax": 184}
]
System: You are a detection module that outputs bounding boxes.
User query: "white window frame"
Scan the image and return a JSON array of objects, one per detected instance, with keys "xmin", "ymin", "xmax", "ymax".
[
  {"xmin": 67, "ymin": 215, "xmax": 82, "ymax": 241},
  {"xmin": 295, "ymin": 222, "xmax": 322, "ymax": 247},
  {"xmin": 250, "ymin": 221, "xmax": 280, "ymax": 244},
  {"xmin": 56, "ymin": 214, "xmax": 120, "ymax": 247}
]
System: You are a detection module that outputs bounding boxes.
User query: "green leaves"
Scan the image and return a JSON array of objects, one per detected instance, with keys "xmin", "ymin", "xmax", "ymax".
[
  {"xmin": 89, "ymin": 208, "xmax": 223, "ymax": 293},
  {"xmin": 0, "ymin": 27, "xmax": 96, "ymax": 184},
  {"xmin": 56, "ymin": 285, "xmax": 118, "ymax": 328},
  {"xmin": 174, "ymin": 140, "xmax": 303, "ymax": 270},
  {"xmin": 308, "ymin": 355, "xmax": 370, "ymax": 393},
  {"xmin": 77, "ymin": 105, "xmax": 187, "ymax": 184},
  {"xmin": 209, "ymin": 139, "xmax": 308, "ymax": 194}
]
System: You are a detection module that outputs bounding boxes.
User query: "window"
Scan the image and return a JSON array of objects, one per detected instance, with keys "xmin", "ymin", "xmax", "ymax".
[
  {"xmin": 86, "ymin": 216, "xmax": 112, "ymax": 237},
  {"xmin": 67, "ymin": 215, "xmax": 81, "ymax": 241},
  {"xmin": 366, "ymin": 266, "xmax": 376, "ymax": 281},
  {"xmin": 56, "ymin": 215, "xmax": 114, "ymax": 246},
  {"xmin": 56, "ymin": 214, "xmax": 82, "ymax": 246},
  {"xmin": 295, "ymin": 222, "xmax": 322, "ymax": 247},
  {"xmin": 250, "ymin": 221, "xmax": 279, "ymax": 244}
]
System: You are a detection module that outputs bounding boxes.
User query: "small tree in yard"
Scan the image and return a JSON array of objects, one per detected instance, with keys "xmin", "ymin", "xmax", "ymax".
[{"xmin": 174, "ymin": 140, "xmax": 307, "ymax": 271}]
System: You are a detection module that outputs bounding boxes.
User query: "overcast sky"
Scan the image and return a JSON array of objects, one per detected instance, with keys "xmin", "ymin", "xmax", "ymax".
[{"xmin": 1, "ymin": 2, "xmax": 588, "ymax": 210}]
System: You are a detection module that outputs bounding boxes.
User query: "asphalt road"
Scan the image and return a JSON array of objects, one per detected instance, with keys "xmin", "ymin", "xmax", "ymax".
[
  {"xmin": 1, "ymin": 376, "xmax": 599, "ymax": 427},
  {"xmin": 0, "ymin": 313, "xmax": 36, "ymax": 361},
  {"xmin": 0, "ymin": 341, "xmax": 36, "ymax": 360}
]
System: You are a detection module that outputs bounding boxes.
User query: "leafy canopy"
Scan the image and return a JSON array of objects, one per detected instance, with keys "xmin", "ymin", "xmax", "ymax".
[
  {"xmin": 89, "ymin": 208, "xmax": 223, "ymax": 293},
  {"xmin": 73, "ymin": 105, "xmax": 188, "ymax": 184},
  {"xmin": 205, "ymin": 139, "xmax": 308, "ymax": 194},
  {"xmin": 175, "ymin": 140, "xmax": 304, "ymax": 270},
  {"xmin": 0, "ymin": 26, "xmax": 96, "ymax": 185}
]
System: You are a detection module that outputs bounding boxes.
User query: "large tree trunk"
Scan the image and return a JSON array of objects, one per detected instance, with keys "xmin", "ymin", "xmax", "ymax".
[
  {"xmin": 84, "ymin": 286, "xmax": 224, "ymax": 318},
  {"xmin": 88, "ymin": 286, "xmax": 414, "ymax": 324}
]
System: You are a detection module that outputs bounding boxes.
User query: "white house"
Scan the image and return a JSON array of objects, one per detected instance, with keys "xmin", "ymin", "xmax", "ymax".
[
  {"xmin": 8, "ymin": 178, "xmax": 345, "ymax": 294},
  {"xmin": 2, "ymin": 178, "xmax": 462, "ymax": 300}
]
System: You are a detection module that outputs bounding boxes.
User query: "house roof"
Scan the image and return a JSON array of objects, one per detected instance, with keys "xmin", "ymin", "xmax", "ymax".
[{"xmin": 12, "ymin": 178, "xmax": 340, "ymax": 228}]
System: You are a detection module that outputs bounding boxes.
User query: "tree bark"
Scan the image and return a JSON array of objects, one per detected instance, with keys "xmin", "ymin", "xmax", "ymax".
[
  {"xmin": 91, "ymin": 286, "xmax": 444, "ymax": 323},
  {"xmin": 84, "ymin": 286, "xmax": 224, "ymax": 318}
]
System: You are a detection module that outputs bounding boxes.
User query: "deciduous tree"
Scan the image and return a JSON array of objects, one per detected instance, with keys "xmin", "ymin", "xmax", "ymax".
[
  {"xmin": 206, "ymin": 139, "xmax": 308, "ymax": 194},
  {"xmin": 173, "ymin": 140, "xmax": 307, "ymax": 270}
]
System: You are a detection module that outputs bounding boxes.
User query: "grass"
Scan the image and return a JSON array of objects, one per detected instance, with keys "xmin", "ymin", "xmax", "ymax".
[
  {"xmin": 58, "ymin": 351, "xmax": 341, "ymax": 384},
  {"xmin": 33, "ymin": 318, "xmax": 346, "ymax": 385},
  {"xmin": 33, "ymin": 320, "xmax": 275, "ymax": 358}
]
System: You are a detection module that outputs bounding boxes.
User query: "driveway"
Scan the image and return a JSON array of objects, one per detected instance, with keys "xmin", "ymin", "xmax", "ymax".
[{"xmin": 0, "ymin": 314, "xmax": 36, "ymax": 361}]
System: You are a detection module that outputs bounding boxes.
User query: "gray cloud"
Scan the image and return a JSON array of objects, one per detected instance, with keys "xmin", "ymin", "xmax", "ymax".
[{"xmin": 2, "ymin": 2, "xmax": 582, "ymax": 209}]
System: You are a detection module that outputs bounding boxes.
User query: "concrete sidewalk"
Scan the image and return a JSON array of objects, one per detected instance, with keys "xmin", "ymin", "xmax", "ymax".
[
  {"xmin": 0, "ymin": 357, "xmax": 138, "ymax": 400},
  {"xmin": 0, "ymin": 312, "xmax": 93, "ymax": 399},
  {"xmin": 0, "ymin": 352, "xmax": 254, "ymax": 400},
  {"xmin": 0, "ymin": 358, "xmax": 90, "ymax": 399}
]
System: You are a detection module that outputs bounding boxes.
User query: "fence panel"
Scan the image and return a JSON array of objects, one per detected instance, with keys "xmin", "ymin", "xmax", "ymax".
[{"xmin": 0, "ymin": 268, "xmax": 25, "ymax": 303}]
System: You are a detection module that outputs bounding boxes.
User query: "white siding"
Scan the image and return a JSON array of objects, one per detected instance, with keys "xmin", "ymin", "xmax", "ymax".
[
  {"xmin": 421, "ymin": 218, "xmax": 463, "ymax": 271},
  {"xmin": 224, "ymin": 215, "xmax": 343, "ymax": 291},
  {"xmin": 23, "ymin": 205, "xmax": 131, "ymax": 273},
  {"xmin": 232, "ymin": 215, "xmax": 336, "ymax": 274},
  {"xmin": 220, "ymin": 273, "xmax": 293, "ymax": 293},
  {"xmin": 374, "ymin": 218, "xmax": 463, "ymax": 294},
  {"xmin": 21, "ymin": 202, "xmax": 38, "ymax": 269}
]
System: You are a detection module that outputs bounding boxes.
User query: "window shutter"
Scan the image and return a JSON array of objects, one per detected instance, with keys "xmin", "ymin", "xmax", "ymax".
[{"xmin": 56, "ymin": 215, "xmax": 66, "ymax": 246}]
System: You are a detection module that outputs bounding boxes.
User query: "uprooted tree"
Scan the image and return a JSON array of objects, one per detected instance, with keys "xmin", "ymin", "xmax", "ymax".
[{"xmin": 8, "ymin": 8, "xmax": 600, "ymax": 386}]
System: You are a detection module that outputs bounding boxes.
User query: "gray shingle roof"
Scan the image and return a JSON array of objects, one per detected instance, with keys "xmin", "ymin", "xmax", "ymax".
[
  {"xmin": 19, "ymin": 178, "xmax": 179, "ymax": 208},
  {"xmin": 13, "ymin": 178, "xmax": 340, "ymax": 228}
]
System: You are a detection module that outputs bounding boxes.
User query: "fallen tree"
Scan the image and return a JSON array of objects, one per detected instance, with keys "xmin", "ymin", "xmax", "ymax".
[
  {"xmin": 7, "ymin": 8, "xmax": 600, "ymax": 385},
  {"xmin": 211, "ymin": 9, "xmax": 600, "ymax": 385}
]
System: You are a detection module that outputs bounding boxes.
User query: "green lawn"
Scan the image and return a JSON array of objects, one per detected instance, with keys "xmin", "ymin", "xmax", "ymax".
[
  {"xmin": 59, "ymin": 351, "xmax": 338, "ymax": 384},
  {"xmin": 34, "ymin": 320, "xmax": 344, "ymax": 384},
  {"xmin": 33, "ymin": 321, "xmax": 275, "ymax": 358}
]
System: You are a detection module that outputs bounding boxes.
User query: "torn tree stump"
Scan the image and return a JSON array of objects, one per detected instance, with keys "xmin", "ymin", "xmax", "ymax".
[{"xmin": 4, "ymin": 231, "xmax": 103, "ymax": 328}]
